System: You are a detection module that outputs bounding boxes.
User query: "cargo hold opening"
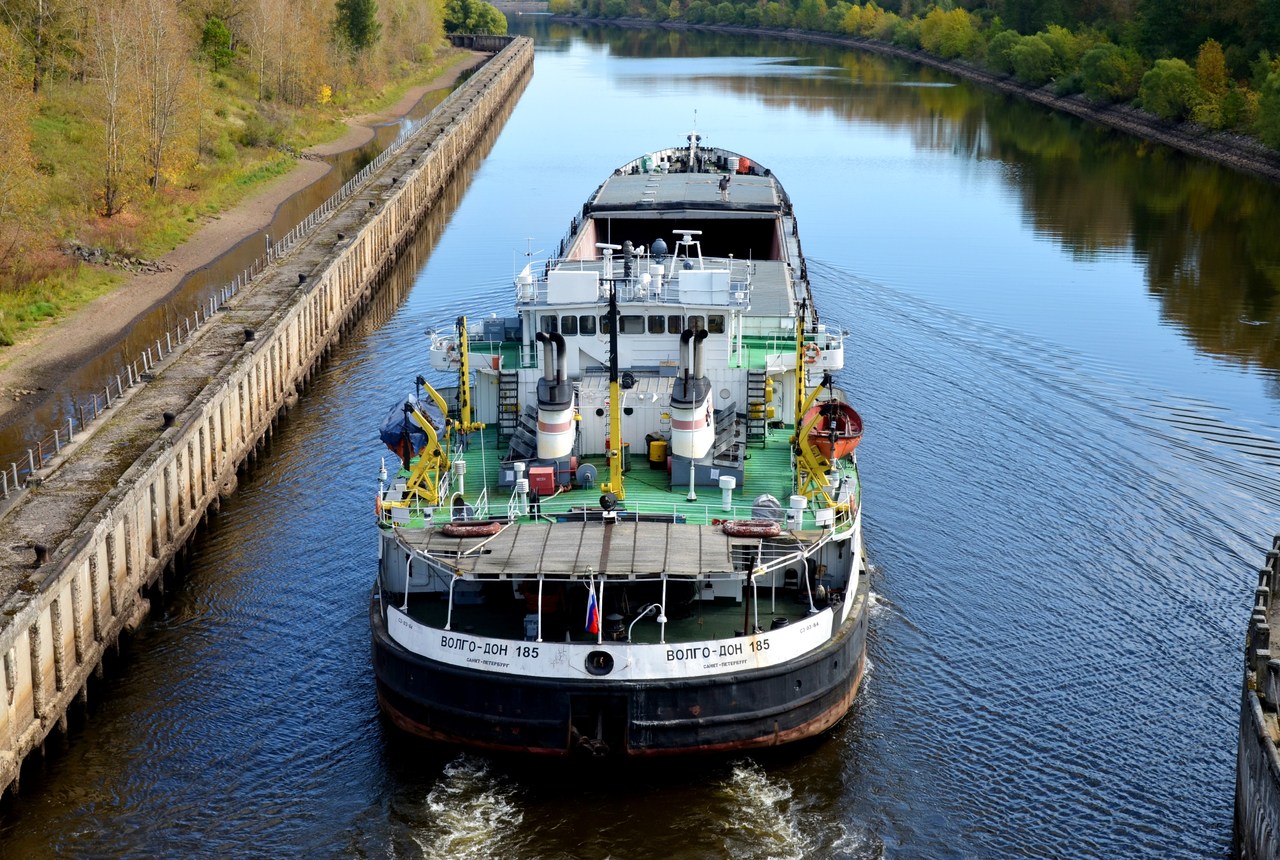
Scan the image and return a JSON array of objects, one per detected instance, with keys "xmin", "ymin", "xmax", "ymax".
[{"xmin": 596, "ymin": 217, "xmax": 782, "ymax": 261}]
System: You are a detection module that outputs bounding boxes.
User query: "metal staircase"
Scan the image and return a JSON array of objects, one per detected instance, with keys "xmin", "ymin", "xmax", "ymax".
[
  {"xmin": 497, "ymin": 370, "xmax": 520, "ymax": 444},
  {"xmin": 746, "ymin": 370, "xmax": 768, "ymax": 445}
]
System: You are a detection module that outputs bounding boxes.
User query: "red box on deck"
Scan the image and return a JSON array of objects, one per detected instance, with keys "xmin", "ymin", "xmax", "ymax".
[{"xmin": 528, "ymin": 466, "xmax": 556, "ymax": 496}]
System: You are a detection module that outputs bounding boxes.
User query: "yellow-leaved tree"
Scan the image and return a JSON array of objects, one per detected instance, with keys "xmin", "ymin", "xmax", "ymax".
[
  {"xmin": 0, "ymin": 22, "xmax": 41, "ymax": 281},
  {"xmin": 88, "ymin": 1, "xmax": 142, "ymax": 216},
  {"xmin": 129, "ymin": 0, "xmax": 197, "ymax": 193},
  {"xmin": 1193, "ymin": 38, "xmax": 1228, "ymax": 129}
]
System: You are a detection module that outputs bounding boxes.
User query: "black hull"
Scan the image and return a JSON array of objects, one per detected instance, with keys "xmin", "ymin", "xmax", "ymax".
[{"xmin": 370, "ymin": 595, "xmax": 868, "ymax": 756}]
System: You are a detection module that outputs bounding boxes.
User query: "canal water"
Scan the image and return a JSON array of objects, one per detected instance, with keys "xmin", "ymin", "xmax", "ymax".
[{"xmin": 3, "ymin": 20, "xmax": 1279, "ymax": 859}]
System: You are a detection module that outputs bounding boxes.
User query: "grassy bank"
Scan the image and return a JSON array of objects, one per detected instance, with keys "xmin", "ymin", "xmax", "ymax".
[{"xmin": 0, "ymin": 39, "xmax": 470, "ymax": 350}]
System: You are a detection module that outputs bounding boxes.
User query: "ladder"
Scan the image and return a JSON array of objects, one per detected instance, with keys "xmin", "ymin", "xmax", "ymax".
[
  {"xmin": 497, "ymin": 370, "xmax": 520, "ymax": 444},
  {"xmin": 746, "ymin": 369, "xmax": 768, "ymax": 445}
]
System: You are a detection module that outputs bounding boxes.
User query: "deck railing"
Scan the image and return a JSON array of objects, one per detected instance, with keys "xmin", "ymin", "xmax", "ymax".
[{"xmin": 377, "ymin": 487, "xmax": 858, "ymax": 538}]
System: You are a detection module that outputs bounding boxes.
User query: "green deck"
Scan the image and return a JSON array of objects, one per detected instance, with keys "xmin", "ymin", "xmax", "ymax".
[{"xmin": 396, "ymin": 424, "xmax": 820, "ymax": 527}]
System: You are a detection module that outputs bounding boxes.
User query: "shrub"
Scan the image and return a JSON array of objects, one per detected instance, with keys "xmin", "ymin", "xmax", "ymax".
[
  {"xmin": 1009, "ymin": 35, "xmax": 1058, "ymax": 86},
  {"xmin": 1140, "ymin": 58, "xmax": 1198, "ymax": 121},
  {"xmin": 1080, "ymin": 42, "xmax": 1144, "ymax": 103},
  {"xmin": 986, "ymin": 30, "xmax": 1020, "ymax": 75},
  {"xmin": 1256, "ymin": 69, "xmax": 1280, "ymax": 148}
]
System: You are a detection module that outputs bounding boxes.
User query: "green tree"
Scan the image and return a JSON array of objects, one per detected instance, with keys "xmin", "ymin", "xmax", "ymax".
[
  {"xmin": 1140, "ymin": 58, "xmax": 1198, "ymax": 120},
  {"xmin": 794, "ymin": 0, "xmax": 828, "ymax": 30},
  {"xmin": 443, "ymin": 0, "xmax": 507, "ymax": 33},
  {"xmin": 1080, "ymin": 42, "xmax": 1144, "ymax": 103},
  {"xmin": 987, "ymin": 30, "xmax": 1021, "ymax": 75},
  {"xmin": 1220, "ymin": 85, "xmax": 1257, "ymax": 130},
  {"xmin": 761, "ymin": 1, "xmax": 789, "ymax": 27},
  {"xmin": 200, "ymin": 16, "xmax": 234, "ymax": 71},
  {"xmin": 1255, "ymin": 67, "xmax": 1280, "ymax": 148},
  {"xmin": 336, "ymin": 0, "xmax": 382, "ymax": 51},
  {"xmin": 1009, "ymin": 34, "xmax": 1058, "ymax": 85}
]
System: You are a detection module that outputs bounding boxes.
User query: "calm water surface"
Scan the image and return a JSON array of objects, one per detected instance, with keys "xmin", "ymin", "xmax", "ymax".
[{"xmin": 4, "ymin": 21, "xmax": 1280, "ymax": 859}]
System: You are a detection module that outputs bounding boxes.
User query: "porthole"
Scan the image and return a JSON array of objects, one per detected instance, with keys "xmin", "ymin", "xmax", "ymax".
[{"xmin": 586, "ymin": 651, "xmax": 614, "ymax": 675}]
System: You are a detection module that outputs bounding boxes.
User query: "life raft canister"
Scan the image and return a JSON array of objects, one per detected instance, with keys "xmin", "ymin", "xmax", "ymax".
[
  {"xmin": 441, "ymin": 520, "xmax": 503, "ymax": 538},
  {"xmin": 722, "ymin": 519, "xmax": 782, "ymax": 538}
]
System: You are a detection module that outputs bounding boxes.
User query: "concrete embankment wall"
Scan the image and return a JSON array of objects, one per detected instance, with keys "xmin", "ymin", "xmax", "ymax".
[
  {"xmin": 0, "ymin": 36, "xmax": 533, "ymax": 799},
  {"xmin": 1235, "ymin": 536, "xmax": 1280, "ymax": 859}
]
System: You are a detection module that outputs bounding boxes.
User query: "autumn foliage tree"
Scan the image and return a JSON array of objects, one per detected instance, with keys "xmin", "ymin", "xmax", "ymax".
[
  {"xmin": 0, "ymin": 22, "xmax": 40, "ymax": 276},
  {"xmin": 88, "ymin": 1, "xmax": 139, "ymax": 217},
  {"xmin": 132, "ymin": 0, "xmax": 195, "ymax": 192}
]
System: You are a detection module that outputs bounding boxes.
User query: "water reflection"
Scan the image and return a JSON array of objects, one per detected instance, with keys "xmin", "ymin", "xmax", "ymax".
[
  {"xmin": 540, "ymin": 20, "xmax": 1280, "ymax": 387},
  {"xmin": 2, "ymin": 20, "xmax": 1277, "ymax": 860}
]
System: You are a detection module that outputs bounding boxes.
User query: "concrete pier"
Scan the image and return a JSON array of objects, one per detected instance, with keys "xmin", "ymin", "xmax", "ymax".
[
  {"xmin": 1235, "ymin": 535, "xmax": 1280, "ymax": 859},
  {"xmin": 0, "ymin": 36, "xmax": 533, "ymax": 799}
]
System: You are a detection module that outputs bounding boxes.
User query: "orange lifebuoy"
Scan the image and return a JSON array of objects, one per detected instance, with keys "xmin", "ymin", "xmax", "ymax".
[
  {"xmin": 722, "ymin": 519, "xmax": 783, "ymax": 538},
  {"xmin": 803, "ymin": 343, "xmax": 821, "ymax": 364},
  {"xmin": 441, "ymin": 520, "xmax": 503, "ymax": 538}
]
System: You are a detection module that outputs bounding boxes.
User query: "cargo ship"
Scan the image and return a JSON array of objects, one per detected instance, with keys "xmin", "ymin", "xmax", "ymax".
[{"xmin": 370, "ymin": 134, "xmax": 869, "ymax": 755}]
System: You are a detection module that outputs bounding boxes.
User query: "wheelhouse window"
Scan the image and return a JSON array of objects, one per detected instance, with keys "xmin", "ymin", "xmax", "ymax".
[
  {"xmin": 541, "ymin": 315, "xmax": 557, "ymax": 334},
  {"xmin": 561, "ymin": 315, "xmax": 578, "ymax": 336},
  {"xmin": 707, "ymin": 314, "xmax": 726, "ymax": 334},
  {"xmin": 620, "ymin": 315, "xmax": 645, "ymax": 334},
  {"xmin": 687, "ymin": 315, "xmax": 704, "ymax": 332},
  {"xmin": 600, "ymin": 315, "xmax": 611, "ymax": 334},
  {"xmin": 667, "ymin": 314, "xmax": 682, "ymax": 332},
  {"xmin": 648, "ymin": 315, "xmax": 665, "ymax": 334},
  {"xmin": 579, "ymin": 315, "xmax": 596, "ymax": 335}
]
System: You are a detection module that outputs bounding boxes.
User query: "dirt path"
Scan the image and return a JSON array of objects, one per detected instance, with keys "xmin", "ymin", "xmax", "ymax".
[{"xmin": 0, "ymin": 50, "xmax": 486, "ymax": 432}]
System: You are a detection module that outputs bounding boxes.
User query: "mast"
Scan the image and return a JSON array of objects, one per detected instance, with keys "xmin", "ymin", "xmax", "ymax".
[
  {"xmin": 453, "ymin": 315, "xmax": 485, "ymax": 437},
  {"xmin": 598, "ymin": 243, "xmax": 625, "ymax": 501}
]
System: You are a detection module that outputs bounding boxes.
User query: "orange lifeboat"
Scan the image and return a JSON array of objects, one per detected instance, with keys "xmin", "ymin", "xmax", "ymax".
[{"xmin": 803, "ymin": 401, "xmax": 863, "ymax": 461}]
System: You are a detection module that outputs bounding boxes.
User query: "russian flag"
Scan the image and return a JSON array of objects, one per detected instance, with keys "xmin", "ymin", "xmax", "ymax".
[{"xmin": 585, "ymin": 588, "xmax": 600, "ymax": 635}]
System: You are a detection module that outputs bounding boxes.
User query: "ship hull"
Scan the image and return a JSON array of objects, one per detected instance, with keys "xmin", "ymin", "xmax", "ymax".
[{"xmin": 370, "ymin": 590, "xmax": 868, "ymax": 756}]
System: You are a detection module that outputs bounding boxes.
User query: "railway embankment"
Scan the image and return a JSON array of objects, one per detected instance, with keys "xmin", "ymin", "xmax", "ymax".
[{"xmin": 0, "ymin": 35, "xmax": 533, "ymax": 799}]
